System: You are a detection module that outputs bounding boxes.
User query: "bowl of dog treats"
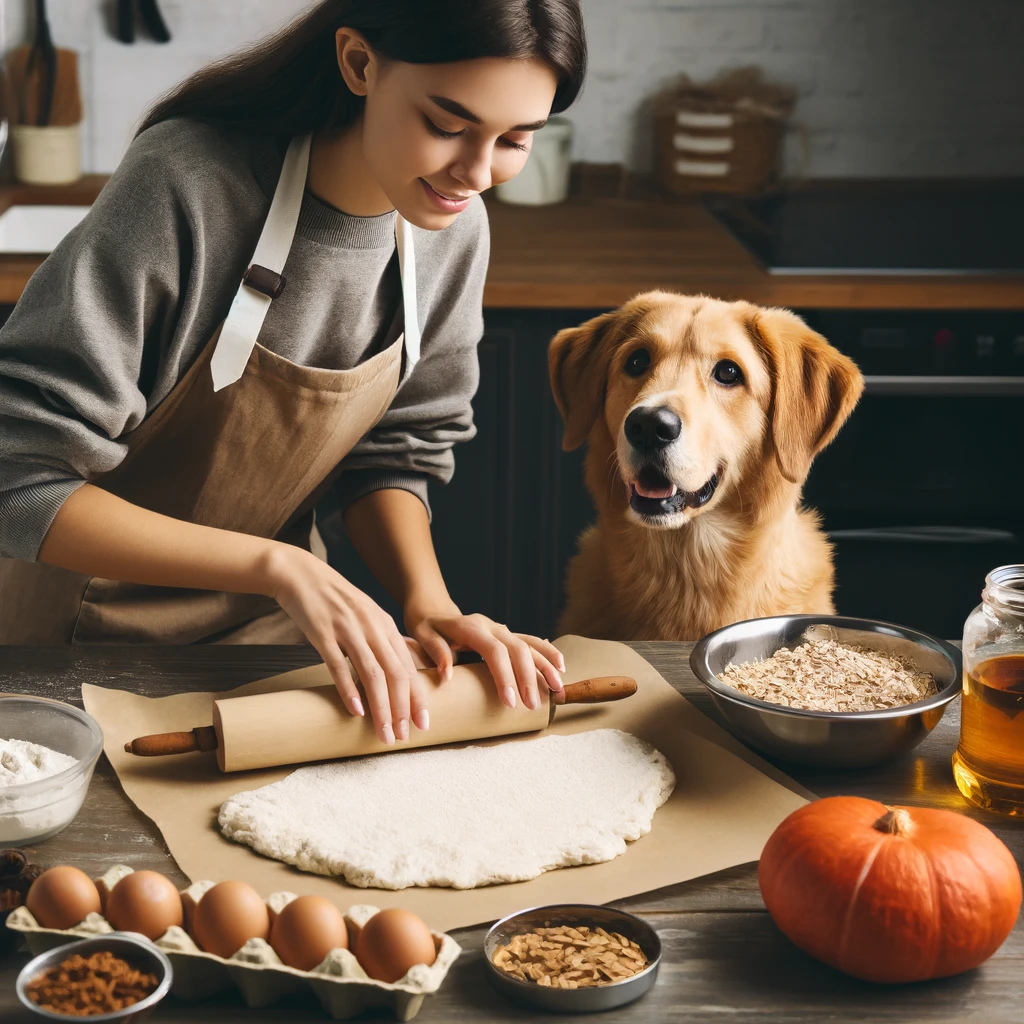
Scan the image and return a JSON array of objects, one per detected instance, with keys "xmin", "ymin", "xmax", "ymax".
[
  {"xmin": 690, "ymin": 615, "xmax": 961, "ymax": 768},
  {"xmin": 484, "ymin": 903, "xmax": 661, "ymax": 1013}
]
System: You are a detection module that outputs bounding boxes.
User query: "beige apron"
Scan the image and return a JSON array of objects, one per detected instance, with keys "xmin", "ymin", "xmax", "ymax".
[{"xmin": 0, "ymin": 135, "xmax": 420, "ymax": 645}]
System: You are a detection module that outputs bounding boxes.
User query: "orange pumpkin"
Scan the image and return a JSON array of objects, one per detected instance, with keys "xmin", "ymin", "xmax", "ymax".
[{"xmin": 758, "ymin": 796, "xmax": 1022, "ymax": 983}]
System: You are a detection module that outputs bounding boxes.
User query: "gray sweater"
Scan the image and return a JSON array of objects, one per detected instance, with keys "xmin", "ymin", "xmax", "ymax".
[{"xmin": 0, "ymin": 119, "xmax": 488, "ymax": 560}]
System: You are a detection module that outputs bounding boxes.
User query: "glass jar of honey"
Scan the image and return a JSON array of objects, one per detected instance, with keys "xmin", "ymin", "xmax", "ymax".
[{"xmin": 953, "ymin": 565, "xmax": 1024, "ymax": 815}]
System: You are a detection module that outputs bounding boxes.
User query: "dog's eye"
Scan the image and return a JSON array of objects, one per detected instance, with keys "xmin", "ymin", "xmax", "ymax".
[
  {"xmin": 625, "ymin": 348, "xmax": 651, "ymax": 378},
  {"xmin": 712, "ymin": 360, "xmax": 743, "ymax": 386}
]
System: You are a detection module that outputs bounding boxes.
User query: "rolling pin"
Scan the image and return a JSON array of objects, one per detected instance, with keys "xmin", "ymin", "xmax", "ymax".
[{"xmin": 124, "ymin": 663, "xmax": 637, "ymax": 773}]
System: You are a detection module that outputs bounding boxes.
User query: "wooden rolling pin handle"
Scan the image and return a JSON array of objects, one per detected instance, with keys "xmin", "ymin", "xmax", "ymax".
[
  {"xmin": 557, "ymin": 676, "xmax": 638, "ymax": 705},
  {"xmin": 124, "ymin": 726, "xmax": 219, "ymax": 757}
]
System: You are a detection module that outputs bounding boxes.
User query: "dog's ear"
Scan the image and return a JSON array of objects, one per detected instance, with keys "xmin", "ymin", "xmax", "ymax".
[
  {"xmin": 548, "ymin": 312, "xmax": 619, "ymax": 451},
  {"xmin": 746, "ymin": 307, "xmax": 864, "ymax": 484}
]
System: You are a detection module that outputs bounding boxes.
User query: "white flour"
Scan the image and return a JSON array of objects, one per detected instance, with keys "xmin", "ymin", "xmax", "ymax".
[
  {"xmin": 0, "ymin": 738, "xmax": 83, "ymax": 843},
  {"xmin": 0, "ymin": 738, "xmax": 77, "ymax": 787},
  {"xmin": 220, "ymin": 728, "xmax": 676, "ymax": 890}
]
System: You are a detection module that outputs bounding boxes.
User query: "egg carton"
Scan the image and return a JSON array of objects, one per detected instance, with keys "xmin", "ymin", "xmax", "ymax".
[{"xmin": 6, "ymin": 865, "xmax": 461, "ymax": 1021}]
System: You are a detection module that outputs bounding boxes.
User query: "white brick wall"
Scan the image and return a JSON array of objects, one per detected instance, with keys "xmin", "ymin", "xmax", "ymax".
[
  {"xmin": 3, "ymin": 0, "xmax": 1022, "ymax": 177},
  {"xmin": 576, "ymin": 0, "xmax": 1024, "ymax": 177}
]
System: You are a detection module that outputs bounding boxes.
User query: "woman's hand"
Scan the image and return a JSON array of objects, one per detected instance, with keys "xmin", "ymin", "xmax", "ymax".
[
  {"xmin": 263, "ymin": 543, "xmax": 429, "ymax": 745},
  {"xmin": 404, "ymin": 599, "xmax": 565, "ymax": 711}
]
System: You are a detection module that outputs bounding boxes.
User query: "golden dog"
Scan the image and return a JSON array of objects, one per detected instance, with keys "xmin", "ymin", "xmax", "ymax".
[{"xmin": 549, "ymin": 292, "xmax": 864, "ymax": 641}]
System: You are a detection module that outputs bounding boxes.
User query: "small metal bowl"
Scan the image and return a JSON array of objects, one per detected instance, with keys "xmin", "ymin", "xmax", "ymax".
[
  {"xmin": 484, "ymin": 904, "xmax": 661, "ymax": 1013},
  {"xmin": 690, "ymin": 615, "xmax": 961, "ymax": 769},
  {"xmin": 17, "ymin": 933, "xmax": 173, "ymax": 1022}
]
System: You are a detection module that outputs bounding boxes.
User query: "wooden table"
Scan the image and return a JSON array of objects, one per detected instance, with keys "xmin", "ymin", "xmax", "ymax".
[{"xmin": 1, "ymin": 645, "xmax": 1021, "ymax": 1023}]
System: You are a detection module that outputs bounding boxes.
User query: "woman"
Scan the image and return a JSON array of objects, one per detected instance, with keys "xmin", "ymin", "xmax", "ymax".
[{"xmin": 0, "ymin": 0, "xmax": 586, "ymax": 745}]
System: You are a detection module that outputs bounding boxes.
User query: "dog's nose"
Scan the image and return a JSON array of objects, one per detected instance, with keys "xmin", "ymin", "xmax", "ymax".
[{"xmin": 624, "ymin": 406, "xmax": 682, "ymax": 452}]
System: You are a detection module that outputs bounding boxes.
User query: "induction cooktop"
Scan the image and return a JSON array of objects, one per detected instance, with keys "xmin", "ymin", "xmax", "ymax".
[{"xmin": 703, "ymin": 185, "xmax": 1024, "ymax": 276}]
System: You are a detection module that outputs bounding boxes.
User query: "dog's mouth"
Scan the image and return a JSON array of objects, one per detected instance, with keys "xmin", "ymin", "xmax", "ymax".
[{"xmin": 628, "ymin": 465, "xmax": 720, "ymax": 518}]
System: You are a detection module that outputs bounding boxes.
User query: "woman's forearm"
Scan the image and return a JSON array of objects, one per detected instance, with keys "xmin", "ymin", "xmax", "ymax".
[
  {"xmin": 342, "ymin": 488, "xmax": 457, "ymax": 619},
  {"xmin": 38, "ymin": 483, "xmax": 284, "ymax": 595}
]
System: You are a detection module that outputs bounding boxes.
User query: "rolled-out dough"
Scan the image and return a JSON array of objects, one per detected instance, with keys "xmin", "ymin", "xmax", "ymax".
[{"xmin": 219, "ymin": 729, "xmax": 675, "ymax": 890}]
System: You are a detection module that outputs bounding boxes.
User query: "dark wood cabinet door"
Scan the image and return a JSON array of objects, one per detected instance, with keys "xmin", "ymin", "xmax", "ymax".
[
  {"xmin": 318, "ymin": 308, "xmax": 605, "ymax": 639},
  {"xmin": 436, "ymin": 309, "xmax": 600, "ymax": 638},
  {"xmin": 317, "ymin": 320, "xmax": 520, "ymax": 631},
  {"xmin": 427, "ymin": 326, "xmax": 513, "ymax": 624}
]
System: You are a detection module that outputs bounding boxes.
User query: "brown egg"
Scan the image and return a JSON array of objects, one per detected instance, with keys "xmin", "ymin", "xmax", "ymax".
[
  {"xmin": 355, "ymin": 908, "xmax": 437, "ymax": 984},
  {"xmin": 26, "ymin": 866, "xmax": 101, "ymax": 930},
  {"xmin": 192, "ymin": 880, "xmax": 270, "ymax": 959},
  {"xmin": 105, "ymin": 871, "xmax": 183, "ymax": 940},
  {"xmin": 270, "ymin": 896, "xmax": 348, "ymax": 972}
]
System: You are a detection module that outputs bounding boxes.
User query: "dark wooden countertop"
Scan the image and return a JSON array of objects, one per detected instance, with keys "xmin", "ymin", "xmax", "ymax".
[
  {"xmin": 1, "ymin": 176, "xmax": 1022, "ymax": 310},
  {"xmin": 1, "ymin": 644, "xmax": 1022, "ymax": 1023}
]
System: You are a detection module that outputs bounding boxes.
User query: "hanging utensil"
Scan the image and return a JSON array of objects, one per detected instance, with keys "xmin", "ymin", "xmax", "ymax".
[
  {"xmin": 6, "ymin": 0, "xmax": 80, "ymax": 128},
  {"xmin": 19, "ymin": 0, "xmax": 56, "ymax": 126},
  {"xmin": 116, "ymin": 0, "xmax": 172, "ymax": 44}
]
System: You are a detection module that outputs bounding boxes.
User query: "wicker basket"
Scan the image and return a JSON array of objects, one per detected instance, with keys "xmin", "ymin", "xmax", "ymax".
[{"xmin": 653, "ymin": 67, "xmax": 795, "ymax": 196}]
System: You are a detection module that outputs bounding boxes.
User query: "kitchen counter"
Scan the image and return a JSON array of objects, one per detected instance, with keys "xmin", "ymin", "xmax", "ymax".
[
  {"xmin": 2, "ymin": 177, "xmax": 1022, "ymax": 309},
  {"xmin": 0, "ymin": 176, "xmax": 106, "ymax": 305},
  {"xmin": 1, "ymin": 644, "xmax": 1022, "ymax": 1023}
]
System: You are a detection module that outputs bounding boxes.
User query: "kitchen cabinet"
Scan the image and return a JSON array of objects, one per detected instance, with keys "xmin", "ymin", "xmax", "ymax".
[
  {"xmin": 318, "ymin": 310, "xmax": 599, "ymax": 639},
  {"xmin": 0, "ymin": 297, "xmax": 599, "ymax": 639},
  {"xmin": 5, "ymin": 296, "xmax": 1018, "ymax": 641},
  {"xmin": 3, "ymin": 181, "xmax": 1021, "ymax": 642},
  {"xmin": 324, "ymin": 305, "xmax": 1024, "ymax": 643}
]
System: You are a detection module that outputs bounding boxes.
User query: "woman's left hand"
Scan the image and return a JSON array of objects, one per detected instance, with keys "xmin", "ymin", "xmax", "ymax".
[{"xmin": 405, "ymin": 601, "xmax": 565, "ymax": 710}]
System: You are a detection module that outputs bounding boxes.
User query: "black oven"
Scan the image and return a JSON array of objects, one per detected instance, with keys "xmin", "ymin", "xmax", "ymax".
[{"xmin": 799, "ymin": 309, "xmax": 1024, "ymax": 640}]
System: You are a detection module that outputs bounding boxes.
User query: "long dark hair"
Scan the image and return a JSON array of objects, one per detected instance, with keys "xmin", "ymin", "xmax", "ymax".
[{"xmin": 140, "ymin": 0, "xmax": 586, "ymax": 135}]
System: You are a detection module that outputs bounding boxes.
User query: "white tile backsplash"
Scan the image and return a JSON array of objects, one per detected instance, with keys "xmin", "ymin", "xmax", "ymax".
[{"xmin": 3, "ymin": 0, "xmax": 1021, "ymax": 178}]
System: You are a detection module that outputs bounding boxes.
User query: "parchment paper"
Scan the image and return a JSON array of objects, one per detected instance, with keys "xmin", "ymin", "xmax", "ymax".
[{"xmin": 81, "ymin": 636, "xmax": 811, "ymax": 932}]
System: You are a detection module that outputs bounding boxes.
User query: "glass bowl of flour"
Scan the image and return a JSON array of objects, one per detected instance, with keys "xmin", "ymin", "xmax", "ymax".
[{"xmin": 0, "ymin": 696, "xmax": 104, "ymax": 847}]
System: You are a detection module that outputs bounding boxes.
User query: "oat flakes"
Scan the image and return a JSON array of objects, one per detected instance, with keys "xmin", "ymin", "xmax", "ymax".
[{"xmin": 719, "ymin": 638, "xmax": 937, "ymax": 712}]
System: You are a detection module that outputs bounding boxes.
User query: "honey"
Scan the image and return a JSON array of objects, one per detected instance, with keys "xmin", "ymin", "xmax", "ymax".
[{"xmin": 954, "ymin": 654, "xmax": 1024, "ymax": 815}]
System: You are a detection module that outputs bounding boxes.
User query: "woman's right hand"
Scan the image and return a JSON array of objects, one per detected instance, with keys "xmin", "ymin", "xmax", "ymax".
[{"xmin": 262, "ymin": 543, "xmax": 427, "ymax": 745}]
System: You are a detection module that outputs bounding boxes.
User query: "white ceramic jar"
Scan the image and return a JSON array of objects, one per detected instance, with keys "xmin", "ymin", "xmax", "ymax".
[
  {"xmin": 495, "ymin": 117, "xmax": 573, "ymax": 206},
  {"xmin": 11, "ymin": 124, "xmax": 82, "ymax": 186}
]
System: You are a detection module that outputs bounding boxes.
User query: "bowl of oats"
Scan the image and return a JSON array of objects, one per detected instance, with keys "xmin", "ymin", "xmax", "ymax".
[{"xmin": 690, "ymin": 616, "xmax": 961, "ymax": 768}]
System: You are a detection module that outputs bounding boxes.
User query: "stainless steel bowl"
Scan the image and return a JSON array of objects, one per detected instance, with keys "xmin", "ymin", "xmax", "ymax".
[
  {"xmin": 17, "ymin": 933, "xmax": 173, "ymax": 1022},
  {"xmin": 484, "ymin": 904, "xmax": 661, "ymax": 1013},
  {"xmin": 689, "ymin": 615, "xmax": 961, "ymax": 769}
]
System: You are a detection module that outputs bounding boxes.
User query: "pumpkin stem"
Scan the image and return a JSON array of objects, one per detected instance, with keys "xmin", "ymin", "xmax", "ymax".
[{"xmin": 873, "ymin": 807, "xmax": 915, "ymax": 836}]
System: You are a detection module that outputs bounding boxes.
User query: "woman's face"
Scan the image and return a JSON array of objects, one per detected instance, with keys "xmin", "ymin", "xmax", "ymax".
[{"xmin": 340, "ymin": 36, "xmax": 559, "ymax": 229}]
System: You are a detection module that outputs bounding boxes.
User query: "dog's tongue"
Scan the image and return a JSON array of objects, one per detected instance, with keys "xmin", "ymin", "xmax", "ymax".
[{"xmin": 633, "ymin": 479, "xmax": 677, "ymax": 500}]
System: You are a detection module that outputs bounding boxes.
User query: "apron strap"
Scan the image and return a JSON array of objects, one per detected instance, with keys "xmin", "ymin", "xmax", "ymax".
[
  {"xmin": 394, "ymin": 213, "xmax": 420, "ymax": 373},
  {"xmin": 210, "ymin": 135, "xmax": 313, "ymax": 392},
  {"xmin": 211, "ymin": 135, "xmax": 421, "ymax": 391}
]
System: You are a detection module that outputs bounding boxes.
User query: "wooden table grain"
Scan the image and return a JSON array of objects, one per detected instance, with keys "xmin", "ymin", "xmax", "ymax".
[{"xmin": 1, "ymin": 645, "xmax": 1021, "ymax": 1023}]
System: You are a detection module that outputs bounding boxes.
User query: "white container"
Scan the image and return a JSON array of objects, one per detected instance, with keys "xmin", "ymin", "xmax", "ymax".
[
  {"xmin": 495, "ymin": 116, "xmax": 573, "ymax": 206},
  {"xmin": 0, "ymin": 696, "xmax": 103, "ymax": 847},
  {"xmin": 11, "ymin": 123, "xmax": 82, "ymax": 186}
]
